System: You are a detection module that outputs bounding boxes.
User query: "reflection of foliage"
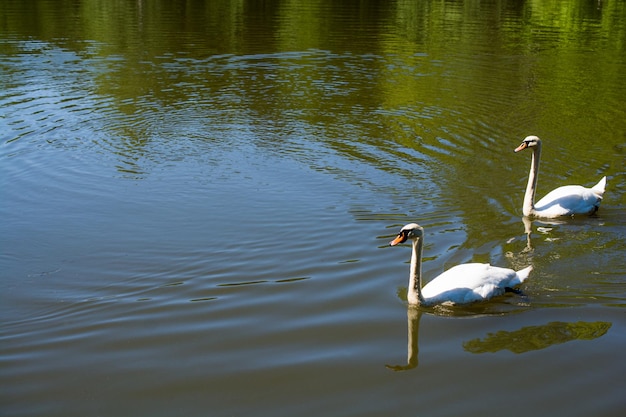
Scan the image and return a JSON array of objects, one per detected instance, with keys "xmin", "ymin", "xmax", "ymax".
[{"xmin": 464, "ymin": 321, "xmax": 611, "ymax": 354}]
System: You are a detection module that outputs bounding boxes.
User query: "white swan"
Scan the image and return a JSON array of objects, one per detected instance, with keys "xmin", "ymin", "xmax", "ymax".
[
  {"xmin": 389, "ymin": 223, "xmax": 532, "ymax": 306},
  {"xmin": 514, "ymin": 135, "xmax": 606, "ymax": 218}
]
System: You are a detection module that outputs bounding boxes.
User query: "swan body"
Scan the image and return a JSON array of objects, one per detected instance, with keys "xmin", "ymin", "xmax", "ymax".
[
  {"xmin": 515, "ymin": 135, "xmax": 606, "ymax": 218},
  {"xmin": 390, "ymin": 223, "xmax": 532, "ymax": 306}
]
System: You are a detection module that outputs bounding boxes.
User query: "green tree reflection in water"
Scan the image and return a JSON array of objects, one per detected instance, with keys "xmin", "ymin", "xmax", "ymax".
[{"xmin": 463, "ymin": 321, "xmax": 611, "ymax": 354}]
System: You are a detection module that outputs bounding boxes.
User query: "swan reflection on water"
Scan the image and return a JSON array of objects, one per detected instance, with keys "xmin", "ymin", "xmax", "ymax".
[
  {"xmin": 384, "ymin": 305, "xmax": 516, "ymax": 372},
  {"xmin": 521, "ymin": 216, "xmax": 566, "ymax": 252},
  {"xmin": 519, "ymin": 215, "xmax": 604, "ymax": 253},
  {"xmin": 386, "ymin": 308, "xmax": 423, "ymax": 371},
  {"xmin": 386, "ymin": 307, "xmax": 611, "ymax": 371}
]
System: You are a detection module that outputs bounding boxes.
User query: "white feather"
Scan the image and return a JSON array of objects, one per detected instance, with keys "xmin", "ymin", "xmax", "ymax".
[
  {"xmin": 390, "ymin": 223, "xmax": 532, "ymax": 306},
  {"xmin": 421, "ymin": 263, "xmax": 532, "ymax": 305},
  {"xmin": 515, "ymin": 136, "xmax": 606, "ymax": 218}
]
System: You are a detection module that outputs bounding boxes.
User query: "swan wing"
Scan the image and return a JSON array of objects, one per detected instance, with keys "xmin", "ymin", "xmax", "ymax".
[
  {"xmin": 535, "ymin": 183, "xmax": 604, "ymax": 217},
  {"xmin": 421, "ymin": 263, "xmax": 528, "ymax": 305},
  {"xmin": 591, "ymin": 176, "xmax": 607, "ymax": 195}
]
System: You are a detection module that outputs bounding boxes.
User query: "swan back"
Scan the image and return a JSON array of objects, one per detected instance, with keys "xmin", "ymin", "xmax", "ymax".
[
  {"xmin": 421, "ymin": 263, "xmax": 532, "ymax": 305},
  {"xmin": 534, "ymin": 182, "xmax": 605, "ymax": 217}
]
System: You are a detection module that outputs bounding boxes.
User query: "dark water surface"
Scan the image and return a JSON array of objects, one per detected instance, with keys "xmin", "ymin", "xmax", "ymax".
[{"xmin": 1, "ymin": 1, "xmax": 625, "ymax": 416}]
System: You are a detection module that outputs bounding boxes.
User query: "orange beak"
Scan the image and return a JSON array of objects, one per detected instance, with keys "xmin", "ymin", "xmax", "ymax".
[
  {"xmin": 514, "ymin": 142, "xmax": 528, "ymax": 153},
  {"xmin": 389, "ymin": 234, "xmax": 406, "ymax": 246}
]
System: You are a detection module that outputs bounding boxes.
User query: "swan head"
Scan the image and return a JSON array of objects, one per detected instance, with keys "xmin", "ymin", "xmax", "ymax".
[
  {"xmin": 514, "ymin": 135, "xmax": 541, "ymax": 153},
  {"xmin": 389, "ymin": 223, "xmax": 424, "ymax": 246}
]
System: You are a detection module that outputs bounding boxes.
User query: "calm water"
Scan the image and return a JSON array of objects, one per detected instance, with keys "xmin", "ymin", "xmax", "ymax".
[{"xmin": 1, "ymin": 1, "xmax": 626, "ymax": 416}]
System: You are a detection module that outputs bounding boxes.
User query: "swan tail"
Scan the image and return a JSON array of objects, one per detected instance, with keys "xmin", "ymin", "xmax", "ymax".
[
  {"xmin": 592, "ymin": 176, "xmax": 607, "ymax": 196},
  {"xmin": 515, "ymin": 265, "xmax": 533, "ymax": 283}
]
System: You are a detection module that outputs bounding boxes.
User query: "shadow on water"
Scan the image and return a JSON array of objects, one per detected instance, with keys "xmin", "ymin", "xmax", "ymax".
[{"xmin": 464, "ymin": 320, "xmax": 612, "ymax": 354}]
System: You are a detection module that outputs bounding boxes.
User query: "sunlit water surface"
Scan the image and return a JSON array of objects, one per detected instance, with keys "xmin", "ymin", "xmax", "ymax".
[{"xmin": 1, "ymin": 1, "xmax": 625, "ymax": 416}]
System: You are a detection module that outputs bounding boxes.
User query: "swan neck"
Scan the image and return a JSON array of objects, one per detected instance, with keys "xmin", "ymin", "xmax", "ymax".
[
  {"xmin": 408, "ymin": 237, "xmax": 425, "ymax": 305},
  {"xmin": 523, "ymin": 144, "xmax": 541, "ymax": 216}
]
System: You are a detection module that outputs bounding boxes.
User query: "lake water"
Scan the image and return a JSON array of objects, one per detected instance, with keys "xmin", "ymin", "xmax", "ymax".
[{"xmin": 1, "ymin": 1, "xmax": 625, "ymax": 416}]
